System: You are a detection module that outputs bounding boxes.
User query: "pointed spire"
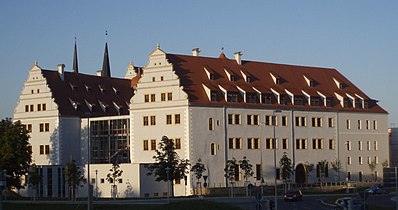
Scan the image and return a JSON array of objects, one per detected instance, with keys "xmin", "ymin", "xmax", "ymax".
[
  {"xmin": 102, "ymin": 31, "xmax": 111, "ymax": 77},
  {"xmin": 73, "ymin": 36, "xmax": 79, "ymax": 73}
]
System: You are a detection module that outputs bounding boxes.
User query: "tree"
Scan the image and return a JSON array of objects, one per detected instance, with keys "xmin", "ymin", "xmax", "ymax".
[
  {"xmin": 224, "ymin": 157, "xmax": 238, "ymax": 184},
  {"xmin": 304, "ymin": 162, "xmax": 314, "ymax": 183},
  {"xmin": 146, "ymin": 136, "xmax": 190, "ymax": 197},
  {"xmin": 381, "ymin": 159, "xmax": 389, "ymax": 168},
  {"xmin": 106, "ymin": 159, "xmax": 123, "ymax": 199},
  {"xmin": 28, "ymin": 164, "xmax": 41, "ymax": 200},
  {"xmin": 318, "ymin": 160, "xmax": 329, "ymax": 183},
  {"xmin": 191, "ymin": 158, "xmax": 206, "ymax": 186},
  {"xmin": 64, "ymin": 159, "xmax": 84, "ymax": 201},
  {"xmin": 0, "ymin": 118, "xmax": 31, "ymax": 190},
  {"xmin": 368, "ymin": 160, "xmax": 377, "ymax": 181},
  {"xmin": 279, "ymin": 152, "xmax": 293, "ymax": 181},
  {"xmin": 331, "ymin": 159, "xmax": 342, "ymax": 181},
  {"xmin": 239, "ymin": 156, "xmax": 253, "ymax": 182}
]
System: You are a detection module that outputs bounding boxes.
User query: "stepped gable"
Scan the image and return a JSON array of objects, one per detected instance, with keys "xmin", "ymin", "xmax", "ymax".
[
  {"xmin": 166, "ymin": 53, "xmax": 386, "ymax": 113},
  {"xmin": 42, "ymin": 70, "xmax": 134, "ymax": 117}
]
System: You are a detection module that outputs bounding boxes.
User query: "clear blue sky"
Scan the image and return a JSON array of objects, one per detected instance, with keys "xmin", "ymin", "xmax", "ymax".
[{"xmin": 1, "ymin": 1, "xmax": 397, "ymax": 126}]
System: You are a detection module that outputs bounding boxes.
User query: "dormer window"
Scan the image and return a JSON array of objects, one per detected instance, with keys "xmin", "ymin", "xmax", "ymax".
[
  {"xmin": 230, "ymin": 75, "xmax": 236, "ymax": 81},
  {"xmin": 304, "ymin": 75, "xmax": 317, "ymax": 87},
  {"xmin": 98, "ymin": 85, "xmax": 106, "ymax": 94},
  {"xmin": 85, "ymin": 100, "xmax": 96, "ymax": 112},
  {"xmin": 262, "ymin": 94, "xmax": 273, "ymax": 104},
  {"xmin": 326, "ymin": 97, "xmax": 333, "ymax": 107},
  {"xmin": 270, "ymin": 73, "xmax": 282, "ymax": 85},
  {"xmin": 69, "ymin": 98, "xmax": 80, "ymax": 110},
  {"xmin": 275, "ymin": 78, "xmax": 281, "ymax": 85},
  {"xmin": 344, "ymin": 98, "xmax": 353, "ymax": 108},
  {"xmin": 246, "ymin": 93, "xmax": 258, "ymax": 104},
  {"xmin": 113, "ymin": 102, "xmax": 122, "ymax": 113},
  {"xmin": 294, "ymin": 96, "xmax": 305, "ymax": 106},
  {"xmin": 113, "ymin": 87, "xmax": 119, "ymax": 95},
  {"xmin": 69, "ymin": 83, "xmax": 78, "ymax": 91},
  {"xmin": 280, "ymin": 95, "xmax": 287, "ymax": 105},
  {"xmin": 98, "ymin": 100, "xmax": 109, "ymax": 112},
  {"xmin": 333, "ymin": 78, "xmax": 345, "ymax": 89},
  {"xmin": 85, "ymin": 85, "xmax": 92, "ymax": 93},
  {"xmin": 210, "ymin": 90, "xmax": 218, "ymax": 102},
  {"xmin": 227, "ymin": 92, "xmax": 238, "ymax": 102},
  {"xmin": 310, "ymin": 97, "xmax": 322, "ymax": 107}
]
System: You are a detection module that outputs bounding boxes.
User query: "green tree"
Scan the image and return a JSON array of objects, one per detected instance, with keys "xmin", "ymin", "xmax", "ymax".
[
  {"xmin": 224, "ymin": 157, "xmax": 238, "ymax": 184},
  {"xmin": 106, "ymin": 159, "xmax": 123, "ymax": 199},
  {"xmin": 331, "ymin": 159, "xmax": 342, "ymax": 181},
  {"xmin": 64, "ymin": 159, "xmax": 84, "ymax": 201},
  {"xmin": 381, "ymin": 159, "xmax": 389, "ymax": 168},
  {"xmin": 146, "ymin": 136, "xmax": 190, "ymax": 197},
  {"xmin": 191, "ymin": 158, "xmax": 206, "ymax": 186},
  {"xmin": 279, "ymin": 152, "xmax": 293, "ymax": 180},
  {"xmin": 318, "ymin": 160, "xmax": 329, "ymax": 183},
  {"xmin": 28, "ymin": 164, "xmax": 41, "ymax": 200},
  {"xmin": 368, "ymin": 160, "xmax": 377, "ymax": 181},
  {"xmin": 239, "ymin": 156, "xmax": 253, "ymax": 182},
  {"xmin": 0, "ymin": 118, "xmax": 31, "ymax": 190}
]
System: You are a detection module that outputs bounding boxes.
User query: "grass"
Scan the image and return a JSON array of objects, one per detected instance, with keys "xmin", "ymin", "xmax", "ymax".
[{"xmin": 3, "ymin": 200, "xmax": 243, "ymax": 210}]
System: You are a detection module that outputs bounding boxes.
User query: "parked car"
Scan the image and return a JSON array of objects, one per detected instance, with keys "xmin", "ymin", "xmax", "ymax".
[
  {"xmin": 366, "ymin": 184, "xmax": 388, "ymax": 194},
  {"xmin": 284, "ymin": 189, "xmax": 303, "ymax": 201}
]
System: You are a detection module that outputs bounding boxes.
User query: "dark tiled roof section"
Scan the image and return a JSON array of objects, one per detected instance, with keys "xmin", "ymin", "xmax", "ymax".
[
  {"xmin": 166, "ymin": 53, "xmax": 387, "ymax": 113},
  {"xmin": 42, "ymin": 70, "xmax": 134, "ymax": 117}
]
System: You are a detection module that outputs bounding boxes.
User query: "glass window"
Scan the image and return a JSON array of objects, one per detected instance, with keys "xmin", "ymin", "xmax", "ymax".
[{"xmin": 175, "ymin": 114, "xmax": 180, "ymax": 124}]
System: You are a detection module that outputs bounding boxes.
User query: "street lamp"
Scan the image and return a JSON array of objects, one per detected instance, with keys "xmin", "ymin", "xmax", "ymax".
[
  {"xmin": 273, "ymin": 109, "xmax": 281, "ymax": 210},
  {"xmin": 95, "ymin": 170, "xmax": 98, "ymax": 199}
]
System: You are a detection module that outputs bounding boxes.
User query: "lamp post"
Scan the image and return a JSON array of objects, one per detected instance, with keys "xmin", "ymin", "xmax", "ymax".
[
  {"xmin": 345, "ymin": 141, "xmax": 349, "ymax": 193},
  {"xmin": 95, "ymin": 170, "xmax": 98, "ymax": 199},
  {"xmin": 273, "ymin": 110, "xmax": 281, "ymax": 210}
]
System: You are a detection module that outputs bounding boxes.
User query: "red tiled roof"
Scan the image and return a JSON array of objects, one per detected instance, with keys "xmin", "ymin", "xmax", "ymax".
[
  {"xmin": 166, "ymin": 53, "xmax": 387, "ymax": 113},
  {"xmin": 42, "ymin": 70, "xmax": 135, "ymax": 117}
]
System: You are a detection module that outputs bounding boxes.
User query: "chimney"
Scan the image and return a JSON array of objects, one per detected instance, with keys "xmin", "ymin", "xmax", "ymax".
[
  {"xmin": 192, "ymin": 48, "xmax": 201, "ymax": 56},
  {"xmin": 96, "ymin": 70, "xmax": 102, "ymax": 76},
  {"xmin": 234, "ymin": 51, "xmax": 243, "ymax": 65},
  {"xmin": 58, "ymin": 64, "xmax": 65, "ymax": 81}
]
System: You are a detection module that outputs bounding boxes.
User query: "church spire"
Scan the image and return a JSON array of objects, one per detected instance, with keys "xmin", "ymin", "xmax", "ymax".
[
  {"xmin": 101, "ymin": 31, "xmax": 111, "ymax": 77},
  {"xmin": 73, "ymin": 36, "xmax": 79, "ymax": 73}
]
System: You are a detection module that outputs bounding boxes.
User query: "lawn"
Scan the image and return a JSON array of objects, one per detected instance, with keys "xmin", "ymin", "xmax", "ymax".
[{"xmin": 3, "ymin": 200, "xmax": 242, "ymax": 210}]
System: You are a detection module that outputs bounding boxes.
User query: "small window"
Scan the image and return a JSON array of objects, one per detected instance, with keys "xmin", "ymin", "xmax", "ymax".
[
  {"xmin": 150, "ymin": 94, "xmax": 156, "ymax": 102},
  {"xmin": 328, "ymin": 118, "xmax": 334, "ymax": 128},
  {"xmin": 174, "ymin": 138, "xmax": 181, "ymax": 149},
  {"xmin": 39, "ymin": 145, "xmax": 44, "ymax": 155},
  {"xmin": 166, "ymin": 115, "xmax": 172, "ymax": 125},
  {"xmin": 282, "ymin": 116, "xmax": 288, "ymax": 126},
  {"xmin": 42, "ymin": 103, "xmax": 46, "ymax": 111},
  {"xmin": 167, "ymin": 93, "xmax": 173, "ymax": 101},
  {"xmin": 161, "ymin": 93, "xmax": 166, "ymax": 101},
  {"xmin": 45, "ymin": 145, "xmax": 50, "ymax": 154},
  {"xmin": 37, "ymin": 104, "xmax": 41, "ymax": 111},
  {"xmin": 152, "ymin": 77, "xmax": 155, "ymax": 82},
  {"xmin": 175, "ymin": 114, "xmax": 180, "ymax": 124},
  {"xmin": 101, "ymin": 179, "xmax": 105, "ymax": 183},
  {"xmin": 143, "ymin": 116, "xmax": 149, "ymax": 126},
  {"xmin": 150, "ymin": 116, "xmax": 156, "ymax": 125},
  {"xmin": 150, "ymin": 140, "xmax": 156, "ymax": 150},
  {"xmin": 143, "ymin": 140, "xmax": 149, "ymax": 151},
  {"xmin": 161, "ymin": 76, "xmax": 164, "ymax": 81},
  {"xmin": 282, "ymin": 138, "xmax": 288, "ymax": 150},
  {"xmin": 144, "ymin": 94, "xmax": 150, "ymax": 103},
  {"xmin": 209, "ymin": 118, "xmax": 214, "ymax": 130},
  {"xmin": 25, "ymin": 105, "xmax": 29, "ymax": 112}
]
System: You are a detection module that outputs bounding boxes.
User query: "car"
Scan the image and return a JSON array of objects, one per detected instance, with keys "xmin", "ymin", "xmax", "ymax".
[
  {"xmin": 334, "ymin": 197, "xmax": 363, "ymax": 210},
  {"xmin": 284, "ymin": 189, "xmax": 303, "ymax": 201},
  {"xmin": 366, "ymin": 184, "xmax": 388, "ymax": 194}
]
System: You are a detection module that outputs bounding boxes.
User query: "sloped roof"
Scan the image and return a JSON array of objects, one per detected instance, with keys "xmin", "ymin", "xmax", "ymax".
[
  {"xmin": 166, "ymin": 53, "xmax": 386, "ymax": 113},
  {"xmin": 42, "ymin": 70, "xmax": 135, "ymax": 117}
]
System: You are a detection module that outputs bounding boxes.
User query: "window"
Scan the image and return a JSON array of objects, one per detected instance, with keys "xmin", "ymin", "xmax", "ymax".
[
  {"xmin": 174, "ymin": 138, "xmax": 181, "ymax": 149},
  {"xmin": 346, "ymin": 141, "xmax": 351, "ymax": 150},
  {"xmin": 39, "ymin": 123, "xmax": 44, "ymax": 132},
  {"xmin": 328, "ymin": 118, "xmax": 334, "ymax": 128},
  {"xmin": 373, "ymin": 120, "xmax": 377, "ymax": 130},
  {"xmin": 312, "ymin": 138, "xmax": 323, "ymax": 149},
  {"xmin": 247, "ymin": 138, "xmax": 260, "ymax": 149},
  {"xmin": 374, "ymin": 156, "xmax": 378, "ymax": 164},
  {"xmin": 42, "ymin": 103, "xmax": 46, "ymax": 111},
  {"xmin": 358, "ymin": 141, "xmax": 362, "ymax": 151},
  {"xmin": 211, "ymin": 143, "xmax": 216, "ymax": 155},
  {"xmin": 161, "ymin": 93, "xmax": 166, "ymax": 101},
  {"xmin": 144, "ymin": 94, "xmax": 149, "ymax": 103},
  {"xmin": 175, "ymin": 114, "xmax": 180, "ymax": 124},
  {"xmin": 150, "ymin": 94, "xmax": 156, "ymax": 102},
  {"xmin": 296, "ymin": 139, "xmax": 307, "ymax": 149},
  {"xmin": 366, "ymin": 120, "xmax": 370, "ymax": 130},
  {"xmin": 40, "ymin": 145, "xmax": 49, "ymax": 155},
  {"xmin": 262, "ymin": 94, "xmax": 273, "ymax": 104},
  {"xmin": 210, "ymin": 91, "xmax": 218, "ymax": 102},
  {"xmin": 228, "ymin": 114, "xmax": 241, "ymax": 125},
  {"xmin": 228, "ymin": 138, "xmax": 242, "ymax": 149},
  {"xmin": 357, "ymin": 120, "xmax": 362, "ymax": 129},
  {"xmin": 167, "ymin": 92, "xmax": 173, "ymax": 101},
  {"xmin": 166, "ymin": 115, "xmax": 172, "ymax": 125},
  {"xmin": 143, "ymin": 140, "xmax": 149, "ymax": 151},
  {"xmin": 311, "ymin": 117, "xmax": 322, "ymax": 127},
  {"xmin": 152, "ymin": 77, "xmax": 155, "ymax": 82},
  {"xmin": 265, "ymin": 115, "xmax": 277, "ymax": 126},
  {"xmin": 175, "ymin": 179, "xmax": 181, "ymax": 184},
  {"xmin": 143, "ymin": 116, "xmax": 149, "ymax": 126},
  {"xmin": 256, "ymin": 165, "xmax": 262, "ymax": 180},
  {"xmin": 39, "ymin": 145, "xmax": 44, "ymax": 155},
  {"xmin": 45, "ymin": 145, "xmax": 50, "ymax": 154},
  {"xmin": 247, "ymin": 115, "xmax": 259, "ymax": 125},
  {"xmin": 25, "ymin": 105, "xmax": 29, "ymax": 112},
  {"xmin": 209, "ymin": 118, "xmax": 214, "ymax": 130},
  {"xmin": 161, "ymin": 76, "xmax": 164, "ymax": 81},
  {"xmin": 150, "ymin": 140, "xmax": 156, "ymax": 150},
  {"xmin": 45, "ymin": 123, "xmax": 49, "ymax": 132},
  {"xmin": 374, "ymin": 141, "xmax": 378, "ymax": 151},
  {"xmin": 37, "ymin": 104, "xmax": 41, "ymax": 111},
  {"xmin": 227, "ymin": 92, "xmax": 238, "ymax": 102},
  {"xmin": 26, "ymin": 124, "xmax": 32, "ymax": 133},
  {"xmin": 282, "ymin": 116, "xmax": 288, "ymax": 126},
  {"xmin": 347, "ymin": 156, "xmax": 351, "ymax": 165},
  {"xmin": 282, "ymin": 138, "xmax": 288, "ymax": 150},
  {"xmin": 367, "ymin": 141, "xmax": 371, "ymax": 151},
  {"xmin": 346, "ymin": 119, "xmax": 351, "ymax": 129},
  {"xmin": 367, "ymin": 156, "xmax": 371, "ymax": 164},
  {"xmin": 295, "ymin": 116, "xmax": 306, "ymax": 127},
  {"xmin": 359, "ymin": 156, "xmax": 363, "ymax": 165},
  {"xmin": 265, "ymin": 138, "xmax": 278, "ymax": 149},
  {"xmin": 150, "ymin": 116, "xmax": 156, "ymax": 125},
  {"xmin": 30, "ymin": 104, "xmax": 34, "ymax": 112},
  {"xmin": 328, "ymin": 139, "xmax": 335, "ymax": 150},
  {"xmin": 246, "ymin": 93, "xmax": 258, "ymax": 103}
]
